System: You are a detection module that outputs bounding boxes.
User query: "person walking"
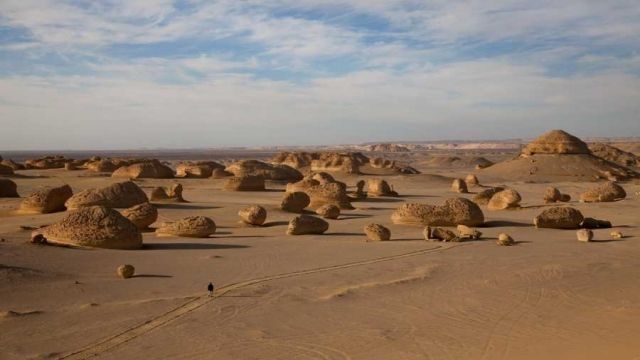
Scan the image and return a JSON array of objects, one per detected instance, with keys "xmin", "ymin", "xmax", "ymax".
[{"xmin": 207, "ymin": 282, "xmax": 214, "ymax": 297}]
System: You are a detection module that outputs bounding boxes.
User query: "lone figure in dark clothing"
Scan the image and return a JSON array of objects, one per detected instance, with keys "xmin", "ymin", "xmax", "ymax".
[{"xmin": 207, "ymin": 282, "xmax": 214, "ymax": 297}]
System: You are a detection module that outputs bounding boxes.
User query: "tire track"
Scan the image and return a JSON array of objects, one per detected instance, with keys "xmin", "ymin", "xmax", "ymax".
[{"xmin": 60, "ymin": 243, "xmax": 469, "ymax": 359}]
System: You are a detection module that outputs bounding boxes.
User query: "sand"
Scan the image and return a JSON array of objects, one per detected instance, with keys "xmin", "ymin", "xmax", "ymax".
[{"xmin": 1, "ymin": 154, "xmax": 640, "ymax": 360}]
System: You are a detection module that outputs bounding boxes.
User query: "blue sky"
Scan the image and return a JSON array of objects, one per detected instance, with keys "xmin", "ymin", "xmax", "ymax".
[{"xmin": 0, "ymin": 0, "xmax": 639, "ymax": 150}]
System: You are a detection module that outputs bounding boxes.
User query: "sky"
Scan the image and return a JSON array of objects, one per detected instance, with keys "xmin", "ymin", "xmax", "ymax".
[{"xmin": 0, "ymin": 0, "xmax": 639, "ymax": 150}]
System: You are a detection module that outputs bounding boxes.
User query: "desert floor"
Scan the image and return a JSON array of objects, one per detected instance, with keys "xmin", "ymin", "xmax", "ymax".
[{"xmin": 1, "ymin": 162, "xmax": 640, "ymax": 360}]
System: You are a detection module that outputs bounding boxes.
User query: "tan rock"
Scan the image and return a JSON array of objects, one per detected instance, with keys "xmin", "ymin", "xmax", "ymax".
[
  {"xmin": 20, "ymin": 185, "xmax": 73, "ymax": 214},
  {"xmin": 316, "ymin": 204, "xmax": 340, "ymax": 219},
  {"xmin": 576, "ymin": 229, "xmax": 593, "ymax": 242},
  {"xmin": 522, "ymin": 129, "xmax": 590, "ymax": 155},
  {"xmin": 305, "ymin": 182, "xmax": 354, "ymax": 210},
  {"xmin": 176, "ymin": 161, "xmax": 224, "ymax": 178},
  {"xmin": 238, "ymin": 205, "xmax": 267, "ymax": 226},
  {"xmin": 224, "ymin": 175, "xmax": 265, "ymax": 191},
  {"xmin": 473, "ymin": 187, "xmax": 505, "ymax": 205},
  {"xmin": 487, "ymin": 189, "xmax": 521, "ymax": 210},
  {"xmin": 211, "ymin": 168, "xmax": 233, "ymax": 178},
  {"xmin": 117, "ymin": 264, "xmax": 135, "ymax": 279},
  {"xmin": 280, "ymin": 192, "xmax": 310, "ymax": 213},
  {"xmin": 33, "ymin": 206, "xmax": 142, "ymax": 249},
  {"xmin": 225, "ymin": 160, "xmax": 302, "ymax": 181},
  {"xmin": 112, "ymin": 160, "xmax": 174, "ymax": 179},
  {"xmin": 391, "ymin": 198, "xmax": 484, "ymax": 227},
  {"xmin": 580, "ymin": 182, "xmax": 626, "ymax": 202},
  {"xmin": 286, "ymin": 215, "xmax": 329, "ymax": 235},
  {"xmin": 534, "ymin": 206, "xmax": 584, "ymax": 229},
  {"xmin": 429, "ymin": 227, "xmax": 459, "ymax": 242},
  {"xmin": 497, "ymin": 233, "xmax": 515, "ymax": 246},
  {"xmin": 150, "ymin": 183, "xmax": 185, "ymax": 202},
  {"xmin": 610, "ymin": 231, "xmax": 623, "ymax": 239},
  {"xmin": 0, "ymin": 163, "xmax": 14, "ymax": 175},
  {"xmin": 465, "ymin": 174, "xmax": 479, "ymax": 186},
  {"xmin": 121, "ymin": 203, "xmax": 158, "ymax": 230},
  {"xmin": 368, "ymin": 179, "xmax": 398, "ymax": 196},
  {"xmin": 456, "ymin": 225, "xmax": 482, "ymax": 240},
  {"xmin": 364, "ymin": 223, "xmax": 391, "ymax": 241},
  {"xmin": 156, "ymin": 216, "xmax": 216, "ymax": 238},
  {"xmin": 451, "ymin": 179, "xmax": 468, "ymax": 193},
  {"xmin": 65, "ymin": 181, "xmax": 148, "ymax": 210}
]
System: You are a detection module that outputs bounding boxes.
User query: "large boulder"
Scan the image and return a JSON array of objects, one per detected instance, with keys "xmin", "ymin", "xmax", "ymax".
[
  {"xmin": 473, "ymin": 187, "xmax": 505, "ymax": 205},
  {"xmin": 305, "ymin": 182, "xmax": 354, "ymax": 210},
  {"xmin": 522, "ymin": 129, "xmax": 590, "ymax": 155},
  {"xmin": 487, "ymin": 189, "xmax": 521, "ymax": 210},
  {"xmin": 533, "ymin": 206, "xmax": 584, "ymax": 229},
  {"xmin": 19, "ymin": 185, "xmax": 73, "ymax": 214},
  {"xmin": 367, "ymin": 179, "xmax": 398, "ymax": 197},
  {"xmin": 224, "ymin": 175, "xmax": 266, "ymax": 191},
  {"xmin": 156, "ymin": 216, "xmax": 216, "ymax": 238},
  {"xmin": 280, "ymin": 192, "xmax": 310, "ymax": 213},
  {"xmin": 589, "ymin": 143, "xmax": 640, "ymax": 168},
  {"xmin": 176, "ymin": 161, "xmax": 225, "ymax": 178},
  {"xmin": 33, "ymin": 206, "xmax": 142, "ymax": 249},
  {"xmin": 225, "ymin": 160, "xmax": 302, "ymax": 181},
  {"xmin": 364, "ymin": 223, "xmax": 391, "ymax": 241},
  {"xmin": 65, "ymin": 181, "xmax": 148, "ymax": 210},
  {"xmin": 579, "ymin": 182, "xmax": 626, "ymax": 202},
  {"xmin": 150, "ymin": 183, "xmax": 185, "ymax": 202},
  {"xmin": 286, "ymin": 215, "xmax": 329, "ymax": 235},
  {"xmin": 121, "ymin": 203, "xmax": 158, "ymax": 230},
  {"xmin": 0, "ymin": 179, "xmax": 19, "ymax": 197},
  {"xmin": 238, "ymin": 205, "xmax": 267, "ymax": 226},
  {"xmin": 112, "ymin": 160, "xmax": 174, "ymax": 179},
  {"xmin": 391, "ymin": 198, "xmax": 484, "ymax": 227}
]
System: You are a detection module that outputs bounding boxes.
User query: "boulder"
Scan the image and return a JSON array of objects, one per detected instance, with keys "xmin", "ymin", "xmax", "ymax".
[
  {"xmin": 391, "ymin": 198, "xmax": 484, "ymax": 227},
  {"xmin": 66, "ymin": 181, "xmax": 148, "ymax": 210},
  {"xmin": 286, "ymin": 215, "xmax": 329, "ymax": 235},
  {"xmin": 364, "ymin": 223, "xmax": 391, "ymax": 241},
  {"xmin": 427, "ymin": 227, "xmax": 459, "ymax": 242},
  {"xmin": 238, "ymin": 205, "xmax": 267, "ymax": 226},
  {"xmin": 156, "ymin": 216, "xmax": 216, "ymax": 238},
  {"xmin": 150, "ymin": 183, "xmax": 185, "ymax": 202},
  {"xmin": 33, "ymin": 206, "xmax": 142, "ymax": 249},
  {"xmin": 522, "ymin": 129, "xmax": 590, "ymax": 155},
  {"xmin": 368, "ymin": 179, "xmax": 398, "ymax": 197},
  {"xmin": 451, "ymin": 179, "xmax": 468, "ymax": 193},
  {"xmin": 305, "ymin": 182, "xmax": 354, "ymax": 210},
  {"xmin": 225, "ymin": 160, "xmax": 302, "ymax": 181},
  {"xmin": 0, "ymin": 179, "xmax": 19, "ymax": 197},
  {"xmin": 533, "ymin": 206, "xmax": 584, "ymax": 229},
  {"xmin": 316, "ymin": 204, "xmax": 340, "ymax": 219},
  {"xmin": 280, "ymin": 192, "xmax": 310, "ymax": 213},
  {"xmin": 473, "ymin": 187, "xmax": 505, "ymax": 205},
  {"xmin": 543, "ymin": 187, "xmax": 561, "ymax": 203},
  {"xmin": 176, "ymin": 161, "xmax": 225, "ymax": 178},
  {"xmin": 224, "ymin": 175, "xmax": 265, "ymax": 191},
  {"xmin": 0, "ymin": 163, "xmax": 14, "ymax": 175},
  {"xmin": 286, "ymin": 178, "xmax": 320, "ymax": 193},
  {"xmin": 86, "ymin": 159, "xmax": 120, "ymax": 173},
  {"xmin": 576, "ymin": 229, "xmax": 593, "ymax": 242},
  {"xmin": 456, "ymin": 225, "xmax": 482, "ymax": 240},
  {"xmin": 487, "ymin": 189, "xmax": 521, "ymax": 210},
  {"xmin": 112, "ymin": 160, "xmax": 174, "ymax": 179},
  {"xmin": 465, "ymin": 174, "xmax": 479, "ymax": 186},
  {"xmin": 497, "ymin": 233, "xmax": 515, "ymax": 246},
  {"xmin": 121, "ymin": 203, "xmax": 158, "ymax": 230},
  {"xmin": 19, "ymin": 185, "xmax": 73, "ymax": 214},
  {"xmin": 117, "ymin": 264, "xmax": 135, "ymax": 279},
  {"xmin": 579, "ymin": 182, "xmax": 626, "ymax": 202}
]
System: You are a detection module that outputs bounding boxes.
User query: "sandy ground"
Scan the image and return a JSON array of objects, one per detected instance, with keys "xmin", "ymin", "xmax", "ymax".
[{"xmin": 1, "ymin": 163, "xmax": 640, "ymax": 360}]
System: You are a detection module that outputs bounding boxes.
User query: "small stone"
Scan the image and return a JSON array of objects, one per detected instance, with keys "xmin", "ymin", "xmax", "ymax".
[
  {"xmin": 610, "ymin": 231, "xmax": 623, "ymax": 239},
  {"xmin": 496, "ymin": 233, "xmax": 514, "ymax": 246},
  {"xmin": 238, "ymin": 205, "xmax": 267, "ymax": 226},
  {"xmin": 430, "ymin": 227, "xmax": 459, "ymax": 242},
  {"xmin": 456, "ymin": 225, "xmax": 482, "ymax": 240},
  {"xmin": 364, "ymin": 223, "xmax": 391, "ymax": 241},
  {"xmin": 576, "ymin": 229, "xmax": 593, "ymax": 242},
  {"xmin": 117, "ymin": 264, "xmax": 135, "ymax": 279}
]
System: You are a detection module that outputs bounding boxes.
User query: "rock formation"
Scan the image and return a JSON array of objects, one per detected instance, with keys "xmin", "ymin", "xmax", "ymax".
[
  {"xmin": 286, "ymin": 215, "xmax": 329, "ymax": 235},
  {"xmin": 33, "ymin": 206, "xmax": 142, "ymax": 249},
  {"xmin": 391, "ymin": 198, "xmax": 484, "ymax": 226},
  {"xmin": 579, "ymin": 182, "xmax": 626, "ymax": 202},
  {"xmin": 19, "ymin": 185, "xmax": 73, "ymax": 214},
  {"xmin": 487, "ymin": 188, "xmax": 521, "ymax": 210},
  {"xmin": 150, "ymin": 183, "xmax": 185, "ymax": 202},
  {"xmin": 367, "ymin": 179, "xmax": 398, "ymax": 197},
  {"xmin": 364, "ymin": 223, "xmax": 391, "ymax": 241},
  {"xmin": 305, "ymin": 182, "xmax": 354, "ymax": 210},
  {"xmin": 176, "ymin": 161, "xmax": 225, "ymax": 178},
  {"xmin": 280, "ymin": 192, "xmax": 310, "ymax": 213},
  {"xmin": 65, "ymin": 181, "xmax": 148, "ymax": 210},
  {"xmin": 225, "ymin": 160, "xmax": 302, "ymax": 181},
  {"xmin": 224, "ymin": 175, "xmax": 266, "ymax": 191},
  {"xmin": 473, "ymin": 187, "xmax": 505, "ymax": 205},
  {"xmin": 156, "ymin": 216, "xmax": 216, "ymax": 238},
  {"xmin": 121, "ymin": 203, "xmax": 158, "ymax": 230},
  {"xmin": 238, "ymin": 205, "xmax": 267, "ymax": 226},
  {"xmin": 0, "ymin": 179, "xmax": 19, "ymax": 197},
  {"xmin": 112, "ymin": 160, "xmax": 174, "ymax": 179},
  {"xmin": 316, "ymin": 204, "xmax": 340, "ymax": 219},
  {"xmin": 533, "ymin": 206, "xmax": 584, "ymax": 229}
]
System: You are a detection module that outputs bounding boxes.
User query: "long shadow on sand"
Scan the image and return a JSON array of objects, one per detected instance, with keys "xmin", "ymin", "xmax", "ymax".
[
  {"xmin": 144, "ymin": 243, "xmax": 250, "ymax": 250},
  {"xmin": 325, "ymin": 232, "xmax": 363, "ymax": 236},
  {"xmin": 339, "ymin": 214, "xmax": 373, "ymax": 220},
  {"xmin": 262, "ymin": 221, "xmax": 290, "ymax": 227},
  {"xmin": 482, "ymin": 220, "xmax": 532, "ymax": 228},
  {"xmin": 133, "ymin": 274, "xmax": 173, "ymax": 278},
  {"xmin": 354, "ymin": 197, "xmax": 405, "ymax": 203}
]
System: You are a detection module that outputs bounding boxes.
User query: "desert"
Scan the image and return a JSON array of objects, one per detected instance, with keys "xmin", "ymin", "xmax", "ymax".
[{"xmin": 1, "ymin": 130, "xmax": 640, "ymax": 360}]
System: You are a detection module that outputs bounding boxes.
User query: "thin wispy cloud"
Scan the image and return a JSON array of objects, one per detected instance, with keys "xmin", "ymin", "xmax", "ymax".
[{"xmin": 0, "ymin": 1, "xmax": 638, "ymax": 149}]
